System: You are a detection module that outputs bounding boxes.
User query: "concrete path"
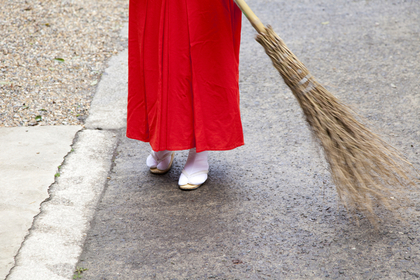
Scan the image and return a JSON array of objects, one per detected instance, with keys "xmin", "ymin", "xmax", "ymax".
[
  {"xmin": 3, "ymin": 1, "xmax": 420, "ymax": 279},
  {"xmin": 0, "ymin": 125, "xmax": 81, "ymax": 279}
]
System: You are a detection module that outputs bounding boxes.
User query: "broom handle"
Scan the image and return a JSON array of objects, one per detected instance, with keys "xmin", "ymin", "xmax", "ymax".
[{"xmin": 233, "ymin": 0, "xmax": 266, "ymax": 34}]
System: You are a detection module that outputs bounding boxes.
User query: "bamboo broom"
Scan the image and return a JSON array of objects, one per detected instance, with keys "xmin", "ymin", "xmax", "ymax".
[{"xmin": 234, "ymin": 0, "xmax": 418, "ymax": 225}]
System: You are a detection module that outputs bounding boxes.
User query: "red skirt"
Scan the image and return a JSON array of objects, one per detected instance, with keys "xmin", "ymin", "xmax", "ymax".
[{"xmin": 126, "ymin": 0, "xmax": 244, "ymax": 152}]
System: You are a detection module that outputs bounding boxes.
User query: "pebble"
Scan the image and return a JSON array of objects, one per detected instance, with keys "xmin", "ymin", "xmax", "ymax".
[{"xmin": 0, "ymin": 0, "xmax": 128, "ymax": 127}]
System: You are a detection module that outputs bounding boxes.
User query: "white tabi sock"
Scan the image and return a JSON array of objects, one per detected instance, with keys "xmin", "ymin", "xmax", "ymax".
[
  {"xmin": 178, "ymin": 148, "xmax": 209, "ymax": 186},
  {"xmin": 146, "ymin": 150, "xmax": 173, "ymax": 170}
]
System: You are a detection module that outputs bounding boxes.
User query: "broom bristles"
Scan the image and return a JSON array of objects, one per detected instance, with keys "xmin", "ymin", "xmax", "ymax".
[{"xmin": 256, "ymin": 26, "xmax": 418, "ymax": 225}]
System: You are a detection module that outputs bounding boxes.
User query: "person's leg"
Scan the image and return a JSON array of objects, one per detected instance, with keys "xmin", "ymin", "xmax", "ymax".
[
  {"xmin": 146, "ymin": 150, "xmax": 174, "ymax": 174},
  {"xmin": 178, "ymin": 148, "xmax": 209, "ymax": 190}
]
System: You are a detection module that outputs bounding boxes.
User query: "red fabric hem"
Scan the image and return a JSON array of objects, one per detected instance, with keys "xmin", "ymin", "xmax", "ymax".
[{"xmin": 126, "ymin": 132, "xmax": 244, "ymax": 153}]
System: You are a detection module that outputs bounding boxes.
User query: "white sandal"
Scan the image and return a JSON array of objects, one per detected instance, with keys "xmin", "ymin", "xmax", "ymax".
[
  {"xmin": 178, "ymin": 170, "xmax": 208, "ymax": 190},
  {"xmin": 147, "ymin": 151, "xmax": 175, "ymax": 174}
]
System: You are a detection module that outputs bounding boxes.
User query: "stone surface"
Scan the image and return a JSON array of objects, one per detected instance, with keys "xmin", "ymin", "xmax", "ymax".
[
  {"xmin": 6, "ymin": 129, "xmax": 118, "ymax": 280},
  {"xmin": 83, "ymin": 48, "xmax": 128, "ymax": 130},
  {"xmin": 0, "ymin": 125, "xmax": 81, "ymax": 279}
]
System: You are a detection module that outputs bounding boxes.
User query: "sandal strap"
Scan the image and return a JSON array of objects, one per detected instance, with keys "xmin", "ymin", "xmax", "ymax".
[
  {"xmin": 150, "ymin": 150, "xmax": 158, "ymax": 162},
  {"xmin": 150, "ymin": 150, "xmax": 173, "ymax": 164},
  {"xmin": 181, "ymin": 169, "xmax": 209, "ymax": 179}
]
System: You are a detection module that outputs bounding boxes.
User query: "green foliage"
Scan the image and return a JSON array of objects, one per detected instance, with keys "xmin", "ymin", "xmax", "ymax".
[{"xmin": 73, "ymin": 267, "xmax": 88, "ymax": 279}]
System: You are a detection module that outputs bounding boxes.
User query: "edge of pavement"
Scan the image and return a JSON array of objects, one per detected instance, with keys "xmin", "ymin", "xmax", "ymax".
[
  {"xmin": 6, "ymin": 23, "xmax": 129, "ymax": 280},
  {"xmin": 0, "ymin": 125, "xmax": 83, "ymax": 280}
]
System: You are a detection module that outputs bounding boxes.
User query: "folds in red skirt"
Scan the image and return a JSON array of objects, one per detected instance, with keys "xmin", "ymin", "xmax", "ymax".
[{"xmin": 127, "ymin": 0, "xmax": 244, "ymax": 152}]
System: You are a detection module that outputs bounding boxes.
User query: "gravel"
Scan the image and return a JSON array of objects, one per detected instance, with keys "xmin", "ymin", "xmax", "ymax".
[{"xmin": 0, "ymin": 0, "xmax": 128, "ymax": 127}]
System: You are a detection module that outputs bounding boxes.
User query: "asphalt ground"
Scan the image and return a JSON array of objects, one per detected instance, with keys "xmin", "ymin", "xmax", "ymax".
[
  {"xmin": 5, "ymin": 0, "xmax": 420, "ymax": 279},
  {"xmin": 76, "ymin": 0, "xmax": 420, "ymax": 279}
]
